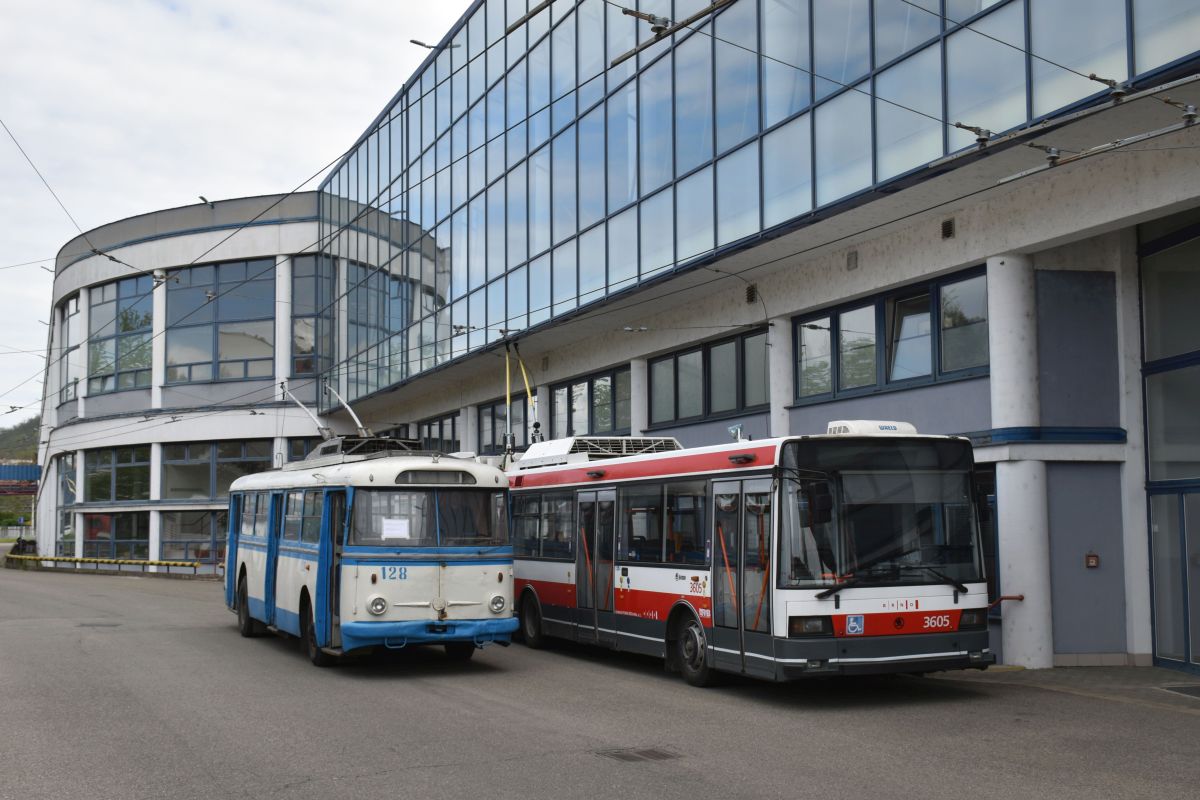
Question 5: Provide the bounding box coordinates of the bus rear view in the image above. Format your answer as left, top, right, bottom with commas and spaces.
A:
776, 423, 994, 676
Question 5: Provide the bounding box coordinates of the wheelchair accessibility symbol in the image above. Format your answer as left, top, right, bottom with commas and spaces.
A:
846, 615, 865, 635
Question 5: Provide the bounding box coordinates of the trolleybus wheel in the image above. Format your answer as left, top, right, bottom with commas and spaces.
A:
237, 574, 262, 638
677, 617, 715, 687
301, 597, 337, 668
520, 594, 545, 649
444, 642, 476, 661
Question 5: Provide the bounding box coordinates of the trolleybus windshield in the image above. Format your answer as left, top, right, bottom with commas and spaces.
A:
350, 489, 509, 547
779, 439, 984, 590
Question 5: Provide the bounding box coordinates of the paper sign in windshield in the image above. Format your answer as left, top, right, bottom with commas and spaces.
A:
381, 518, 411, 540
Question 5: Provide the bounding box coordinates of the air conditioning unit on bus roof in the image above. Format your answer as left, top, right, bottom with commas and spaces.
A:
826, 420, 919, 436
516, 436, 682, 469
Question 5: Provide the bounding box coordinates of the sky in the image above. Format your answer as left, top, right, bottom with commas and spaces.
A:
0, 0, 474, 427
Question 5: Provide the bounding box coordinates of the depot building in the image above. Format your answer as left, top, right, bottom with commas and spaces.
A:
37, 0, 1200, 673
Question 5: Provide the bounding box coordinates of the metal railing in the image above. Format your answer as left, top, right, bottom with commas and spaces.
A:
5, 554, 214, 575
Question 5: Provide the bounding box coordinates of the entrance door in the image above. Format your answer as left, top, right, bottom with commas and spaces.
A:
576, 490, 616, 645
315, 489, 347, 650
1150, 490, 1200, 670
263, 491, 284, 625
711, 479, 775, 676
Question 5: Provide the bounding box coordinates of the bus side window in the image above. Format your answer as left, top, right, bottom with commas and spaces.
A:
619, 485, 664, 563
239, 492, 257, 538
282, 491, 303, 541
665, 481, 707, 565
513, 494, 541, 557
540, 493, 574, 559
301, 490, 322, 544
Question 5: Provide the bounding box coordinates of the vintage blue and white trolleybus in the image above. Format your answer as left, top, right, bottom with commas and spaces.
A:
509, 421, 995, 685
225, 437, 518, 666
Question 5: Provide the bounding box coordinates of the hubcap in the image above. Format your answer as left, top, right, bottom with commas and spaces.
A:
682, 624, 704, 669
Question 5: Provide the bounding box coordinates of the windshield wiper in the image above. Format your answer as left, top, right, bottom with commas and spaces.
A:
896, 565, 969, 594
813, 546, 924, 600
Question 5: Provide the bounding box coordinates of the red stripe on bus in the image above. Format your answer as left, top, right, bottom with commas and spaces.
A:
515, 577, 576, 608
510, 444, 779, 488
834, 609, 964, 637
615, 586, 712, 624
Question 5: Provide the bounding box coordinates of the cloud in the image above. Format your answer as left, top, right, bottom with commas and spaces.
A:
0, 0, 473, 423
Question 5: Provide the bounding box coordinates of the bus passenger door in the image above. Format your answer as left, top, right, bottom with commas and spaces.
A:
315, 489, 348, 650
576, 490, 616, 646
711, 479, 776, 677
224, 494, 241, 608
264, 491, 284, 626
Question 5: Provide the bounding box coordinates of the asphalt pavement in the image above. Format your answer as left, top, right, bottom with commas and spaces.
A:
1, 567, 1197, 800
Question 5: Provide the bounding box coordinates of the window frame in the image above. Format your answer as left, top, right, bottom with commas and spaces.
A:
791, 267, 989, 406
83, 446, 151, 503
477, 394, 533, 455
86, 275, 154, 395
647, 328, 770, 428
549, 365, 632, 438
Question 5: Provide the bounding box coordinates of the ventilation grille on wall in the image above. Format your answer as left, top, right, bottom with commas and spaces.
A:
942, 218, 956, 239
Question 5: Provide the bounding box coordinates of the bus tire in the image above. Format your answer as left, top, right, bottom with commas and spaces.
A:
237, 573, 263, 638
444, 642, 476, 661
677, 616, 715, 687
300, 595, 337, 668
519, 593, 545, 649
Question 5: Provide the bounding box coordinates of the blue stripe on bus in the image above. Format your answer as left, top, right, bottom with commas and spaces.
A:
247, 596, 268, 621
274, 607, 302, 637
277, 548, 319, 562
340, 617, 519, 652
238, 539, 269, 552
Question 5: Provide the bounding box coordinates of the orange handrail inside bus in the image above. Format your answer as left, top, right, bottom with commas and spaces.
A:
579, 524, 593, 604
751, 509, 769, 631
717, 522, 739, 619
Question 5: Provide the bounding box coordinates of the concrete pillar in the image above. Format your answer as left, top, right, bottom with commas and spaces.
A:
148, 442, 163, 570
768, 316, 793, 438
274, 256, 292, 400
987, 252, 1054, 669
629, 358, 648, 436
461, 405, 478, 454
74, 454, 86, 559
151, 273, 167, 408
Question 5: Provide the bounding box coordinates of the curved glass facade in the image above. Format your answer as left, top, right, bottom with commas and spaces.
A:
318, 0, 1200, 406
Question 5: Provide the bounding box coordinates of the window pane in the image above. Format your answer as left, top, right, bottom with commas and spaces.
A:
709, 341, 737, 413
941, 275, 989, 371
946, 1, 1026, 150
570, 381, 589, 435
552, 240, 577, 317
219, 276, 275, 321
487, 179, 506, 280
615, 369, 631, 430
592, 375, 613, 433
888, 294, 932, 381
608, 206, 638, 291
763, 114, 812, 227
607, 83, 637, 212
815, 87, 871, 206
578, 106, 606, 229
875, 45, 942, 180
676, 167, 714, 263
530, 254, 551, 326
743, 332, 768, 407
762, 0, 810, 128
640, 187, 674, 279
1135, 0, 1200, 73
639, 56, 673, 195
529, 147, 551, 257
1032, 0, 1126, 117
163, 462, 212, 500
218, 321, 274, 361
650, 358, 675, 424
1142, 238, 1200, 361
874, 0, 940, 66
716, 142, 760, 246
813, 0, 870, 98
839, 306, 876, 390
1146, 364, 1200, 480
677, 351, 703, 417
553, 385, 569, 438
579, 225, 606, 305
675, 30, 713, 175
552, 127, 577, 244
166, 326, 212, 367
620, 485, 664, 562
715, 0, 759, 152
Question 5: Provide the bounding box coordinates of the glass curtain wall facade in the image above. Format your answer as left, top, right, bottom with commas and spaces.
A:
317, 0, 1199, 408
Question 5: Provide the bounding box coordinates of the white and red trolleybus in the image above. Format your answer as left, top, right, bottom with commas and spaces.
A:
508, 421, 995, 685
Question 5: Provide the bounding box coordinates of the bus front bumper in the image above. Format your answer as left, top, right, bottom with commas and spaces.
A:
340, 617, 519, 653
775, 630, 995, 679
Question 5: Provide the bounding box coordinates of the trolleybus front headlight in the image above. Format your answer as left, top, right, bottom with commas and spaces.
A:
788, 615, 832, 637
488, 595, 506, 614
367, 595, 389, 616
958, 609, 987, 630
